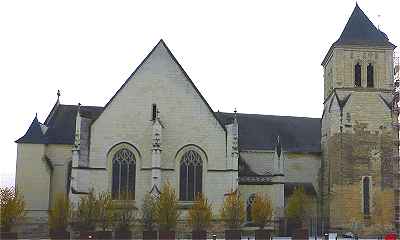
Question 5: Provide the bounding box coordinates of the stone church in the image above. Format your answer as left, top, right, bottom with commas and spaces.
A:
15, 4, 398, 234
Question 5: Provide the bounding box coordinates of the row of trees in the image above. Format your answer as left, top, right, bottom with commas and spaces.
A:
1, 183, 310, 239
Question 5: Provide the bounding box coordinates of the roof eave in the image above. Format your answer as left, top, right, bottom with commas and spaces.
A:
321, 42, 336, 67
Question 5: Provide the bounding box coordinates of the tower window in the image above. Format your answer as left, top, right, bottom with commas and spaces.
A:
355, 63, 361, 87
363, 176, 370, 216
367, 63, 374, 87
152, 104, 157, 121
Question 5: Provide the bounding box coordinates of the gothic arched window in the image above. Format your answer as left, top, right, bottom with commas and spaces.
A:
355, 63, 362, 87
112, 148, 136, 200
179, 150, 202, 201
246, 194, 256, 222
363, 177, 370, 216
367, 63, 374, 87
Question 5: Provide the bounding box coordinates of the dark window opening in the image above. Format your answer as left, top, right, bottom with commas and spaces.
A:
355, 63, 361, 87
367, 64, 374, 87
152, 104, 157, 121
246, 194, 256, 222
363, 177, 370, 215
179, 150, 202, 201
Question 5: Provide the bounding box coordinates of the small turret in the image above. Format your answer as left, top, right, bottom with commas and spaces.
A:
273, 136, 284, 175
150, 107, 163, 196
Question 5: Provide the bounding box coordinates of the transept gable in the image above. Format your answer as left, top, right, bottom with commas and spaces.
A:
92, 39, 226, 132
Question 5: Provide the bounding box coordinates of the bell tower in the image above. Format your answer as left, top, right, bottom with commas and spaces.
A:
321, 4, 397, 233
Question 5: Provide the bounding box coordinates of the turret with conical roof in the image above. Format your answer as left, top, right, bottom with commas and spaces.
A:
15, 115, 47, 144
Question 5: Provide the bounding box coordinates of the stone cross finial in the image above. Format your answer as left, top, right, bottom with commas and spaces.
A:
57, 90, 61, 101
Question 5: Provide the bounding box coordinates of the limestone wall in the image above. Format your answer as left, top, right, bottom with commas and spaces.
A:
285, 152, 321, 190
15, 144, 50, 221
46, 144, 72, 207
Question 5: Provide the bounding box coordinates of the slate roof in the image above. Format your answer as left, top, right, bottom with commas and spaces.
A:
15, 116, 47, 144
16, 104, 103, 144
334, 4, 395, 48
18, 106, 321, 152
214, 112, 321, 152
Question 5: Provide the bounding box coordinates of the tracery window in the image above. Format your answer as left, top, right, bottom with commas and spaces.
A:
179, 150, 202, 201
367, 63, 374, 87
363, 176, 370, 216
112, 148, 136, 200
355, 63, 362, 87
246, 194, 256, 221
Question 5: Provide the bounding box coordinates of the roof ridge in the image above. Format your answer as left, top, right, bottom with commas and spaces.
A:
215, 111, 320, 120
58, 104, 103, 108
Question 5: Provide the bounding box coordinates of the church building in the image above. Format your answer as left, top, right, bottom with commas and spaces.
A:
15, 4, 398, 235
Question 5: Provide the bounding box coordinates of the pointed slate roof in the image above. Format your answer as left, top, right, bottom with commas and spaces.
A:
335, 4, 395, 48
15, 116, 47, 144
322, 4, 396, 65
16, 105, 103, 144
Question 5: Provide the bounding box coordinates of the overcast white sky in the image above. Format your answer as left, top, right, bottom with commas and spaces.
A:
1, 0, 399, 188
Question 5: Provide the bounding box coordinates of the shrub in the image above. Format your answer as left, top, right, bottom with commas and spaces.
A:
154, 181, 180, 231
0, 187, 25, 232
48, 193, 71, 232
141, 193, 157, 231
285, 187, 311, 224
251, 193, 273, 229
188, 193, 212, 231
73, 189, 99, 231
97, 191, 115, 231
220, 189, 245, 229
114, 191, 137, 232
